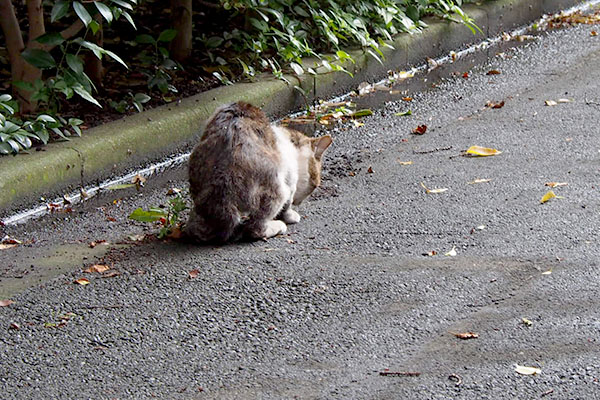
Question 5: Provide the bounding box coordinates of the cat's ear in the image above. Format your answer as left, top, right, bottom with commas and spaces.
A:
312, 135, 332, 160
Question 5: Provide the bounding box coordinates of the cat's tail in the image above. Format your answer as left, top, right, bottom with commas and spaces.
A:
185, 205, 241, 243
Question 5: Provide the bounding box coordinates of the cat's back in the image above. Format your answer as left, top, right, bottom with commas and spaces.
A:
188, 102, 280, 195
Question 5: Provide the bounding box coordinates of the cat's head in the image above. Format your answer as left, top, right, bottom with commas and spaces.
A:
293, 134, 333, 205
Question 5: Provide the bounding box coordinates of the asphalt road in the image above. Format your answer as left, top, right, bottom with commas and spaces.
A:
1, 19, 600, 399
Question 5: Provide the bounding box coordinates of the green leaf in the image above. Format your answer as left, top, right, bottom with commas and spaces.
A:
129, 207, 166, 222
350, 109, 373, 118
158, 29, 178, 43
73, 86, 101, 107
76, 39, 103, 59
0, 142, 12, 154
51, 0, 70, 23
133, 93, 151, 103
89, 19, 100, 35
34, 32, 65, 47
12, 81, 34, 92
95, 2, 113, 23
37, 114, 57, 123
104, 49, 128, 69
12, 133, 32, 149
21, 49, 56, 69
6, 139, 20, 153
110, 0, 134, 10
66, 54, 84, 74
73, 2, 92, 27
121, 11, 136, 29
206, 36, 224, 48
290, 62, 303, 75
135, 34, 156, 45
395, 110, 412, 117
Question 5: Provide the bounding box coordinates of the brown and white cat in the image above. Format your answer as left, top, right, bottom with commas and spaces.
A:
185, 102, 332, 243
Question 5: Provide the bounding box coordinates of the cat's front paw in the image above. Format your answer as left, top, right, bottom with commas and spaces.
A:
282, 209, 301, 224
264, 220, 287, 238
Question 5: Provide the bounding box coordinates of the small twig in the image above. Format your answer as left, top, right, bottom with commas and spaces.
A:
448, 373, 463, 386
379, 371, 421, 377
413, 145, 453, 154
541, 389, 554, 397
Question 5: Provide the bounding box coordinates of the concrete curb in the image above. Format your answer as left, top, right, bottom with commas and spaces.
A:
0, 0, 582, 215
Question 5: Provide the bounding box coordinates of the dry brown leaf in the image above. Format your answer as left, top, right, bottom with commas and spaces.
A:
424, 250, 437, 257
101, 271, 121, 278
592, 30, 598, 36
486, 100, 505, 109
74, 278, 90, 285
0, 299, 14, 307
545, 182, 567, 188
84, 264, 110, 273
462, 72, 469, 79
1, 237, 22, 245
9, 323, 20, 330
402, 96, 413, 102
452, 331, 479, 339
486, 70, 501, 75
188, 269, 199, 279
367, 166, 374, 174
412, 125, 427, 135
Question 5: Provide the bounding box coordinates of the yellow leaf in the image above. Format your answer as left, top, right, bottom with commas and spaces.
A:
522, 318, 533, 326
468, 178, 491, 184
542, 270, 552, 275
466, 146, 502, 156
397, 161, 413, 165
515, 365, 541, 375
0, 244, 17, 250
74, 278, 90, 286
545, 100, 557, 106
540, 190, 559, 204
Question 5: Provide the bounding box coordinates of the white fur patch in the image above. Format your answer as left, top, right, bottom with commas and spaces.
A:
272, 126, 299, 203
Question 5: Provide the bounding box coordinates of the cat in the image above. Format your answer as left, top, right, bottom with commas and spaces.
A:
185, 101, 332, 243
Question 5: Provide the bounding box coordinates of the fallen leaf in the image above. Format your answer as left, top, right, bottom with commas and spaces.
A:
423, 250, 437, 256
522, 318, 533, 326
421, 182, 448, 194
540, 190, 561, 204
465, 146, 502, 157
397, 161, 413, 165
1, 236, 22, 245
84, 264, 110, 273
352, 120, 364, 128
402, 96, 413, 102
128, 234, 146, 241
412, 125, 427, 135
557, 98, 572, 103
74, 278, 90, 285
348, 171, 356, 177
545, 182, 567, 188
468, 178, 492, 184
542, 270, 552, 275
101, 271, 121, 278
515, 364, 541, 375
545, 100, 558, 106
486, 69, 501, 75
476, 225, 486, 230
514, 34, 535, 42
452, 331, 479, 339
395, 110, 412, 117
450, 51, 457, 62
106, 183, 135, 190
486, 100, 505, 109
351, 109, 373, 118
88, 240, 107, 248
9, 323, 20, 330
0, 300, 14, 307
188, 269, 199, 279
462, 72, 469, 79
592, 30, 598, 36
444, 246, 457, 257
166, 188, 182, 196
367, 166, 374, 174
0, 244, 17, 250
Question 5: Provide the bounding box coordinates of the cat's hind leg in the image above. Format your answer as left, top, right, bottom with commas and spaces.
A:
244, 219, 287, 239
